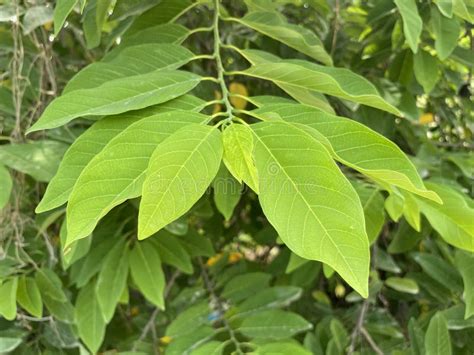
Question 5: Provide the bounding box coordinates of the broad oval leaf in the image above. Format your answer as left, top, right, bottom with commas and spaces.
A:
222, 124, 259, 193
129, 241, 165, 309
414, 50, 440, 94
213, 165, 242, 221
253, 104, 441, 203
431, 6, 460, 60
138, 124, 223, 239
394, 0, 422, 53
66, 111, 207, 247
0, 278, 18, 321
237, 11, 332, 66
252, 121, 369, 297
36, 95, 204, 213
28, 70, 201, 132
16, 276, 43, 318
239, 58, 401, 116
425, 312, 452, 355
150, 232, 193, 274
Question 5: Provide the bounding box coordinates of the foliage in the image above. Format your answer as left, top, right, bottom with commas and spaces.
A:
0, 0, 473, 354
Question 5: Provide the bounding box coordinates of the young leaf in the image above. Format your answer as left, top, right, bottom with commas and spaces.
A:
425, 312, 452, 355
36, 95, 204, 213
237, 11, 333, 66
150, 232, 193, 274
385, 277, 419, 294
0, 165, 12, 209
240, 58, 401, 115
63, 44, 195, 93
75, 280, 106, 353
53, 0, 77, 36
16, 276, 43, 318
213, 165, 242, 221
455, 251, 474, 318
0, 278, 18, 321
416, 182, 474, 251
252, 121, 369, 297
414, 50, 440, 94
222, 124, 259, 193
28, 70, 201, 132
66, 111, 207, 246
237, 309, 312, 339
394, 0, 422, 53
253, 104, 441, 203
96, 239, 130, 322
431, 7, 460, 60
129, 241, 165, 309
138, 124, 223, 239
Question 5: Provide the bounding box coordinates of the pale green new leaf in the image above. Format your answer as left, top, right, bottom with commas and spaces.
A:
75, 280, 106, 354
238, 309, 312, 339
129, 241, 165, 309
66, 111, 207, 246
0, 141, 68, 182
16, 276, 43, 318
425, 312, 452, 355
60, 219, 92, 268
0, 278, 18, 321
0, 165, 12, 209
96, 239, 129, 322
237, 11, 332, 66
416, 182, 474, 251
53, 0, 77, 36
431, 7, 460, 60
253, 104, 441, 202
414, 50, 440, 94
453, 0, 474, 22
252, 121, 369, 297
240, 59, 401, 115
455, 251, 474, 318
150, 232, 193, 274
352, 181, 385, 243
385, 277, 419, 294
223, 124, 259, 193
394, 0, 422, 53
28, 70, 201, 132
64, 44, 195, 93
36, 95, 204, 213
138, 124, 223, 239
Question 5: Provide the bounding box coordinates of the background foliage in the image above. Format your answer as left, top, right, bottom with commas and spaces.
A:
0, 0, 473, 354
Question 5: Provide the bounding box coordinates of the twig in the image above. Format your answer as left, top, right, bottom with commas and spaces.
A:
330, 0, 341, 58
348, 299, 369, 353
361, 327, 384, 355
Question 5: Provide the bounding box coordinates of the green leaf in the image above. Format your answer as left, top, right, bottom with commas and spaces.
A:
64, 44, 195, 93
394, 0, 422, 53
255, 341, 311, 355
431, 7, 460, 60
28, 70, 201, 132
60, 220, 92, 269
213, 165, 242, 221
222, 272, 272, 303
452, 0, 474, 22
191, 341, 226, 355
96, 239, 129, 322
129, 241, 165, 309
413, 50, 440, 94
0, 141, 68, 182
150, 232, 193, 274
0, 337, 23, 353
16, 276, 43, 318
0, 165, 12, 209
408, 318, 425, 355
385, 192, 404, 222
65, 111, 207, 246
0, 278, 18, 320
434, 0, 453, 17
75, 280, 106, 354
35, 268, 67, 302
237, 309, 311, 339
416, 182, 474, 251
240, 58, 401, 115
455, 251, 474, 319
223, 124, 259, 193
402, 191, 421, 231
23, 6, 53, 34
36, 95, 204, 213
237, 11, 332, 66
82, 0, 112, 49
330, 318, 349, 352
252, 121, 370, 296
412, 253, 463, 293
385, 277, 419, 294
253, 104, 441, 203
166, 302, 211, 337
425, 312, 452, 355
42, 294, 75, 324
352, 182, 385, 243
178, 231, 215, 257
109, 0, 160, 21
138, 124, 223, 239
53, 0, 77, 36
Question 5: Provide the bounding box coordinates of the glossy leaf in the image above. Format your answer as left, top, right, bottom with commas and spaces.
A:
253, 104, 441, 203
36, 95, 204, 213
138, 124, 222, 239
395, 0, 422, 53
425, 312, 452, 355
28, 70, 201, 132
252, 121, 369, 297
66, 111, 207, 246
222, 123, 259, 193
129, 241, 165, 309
16, 276, 43, 318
